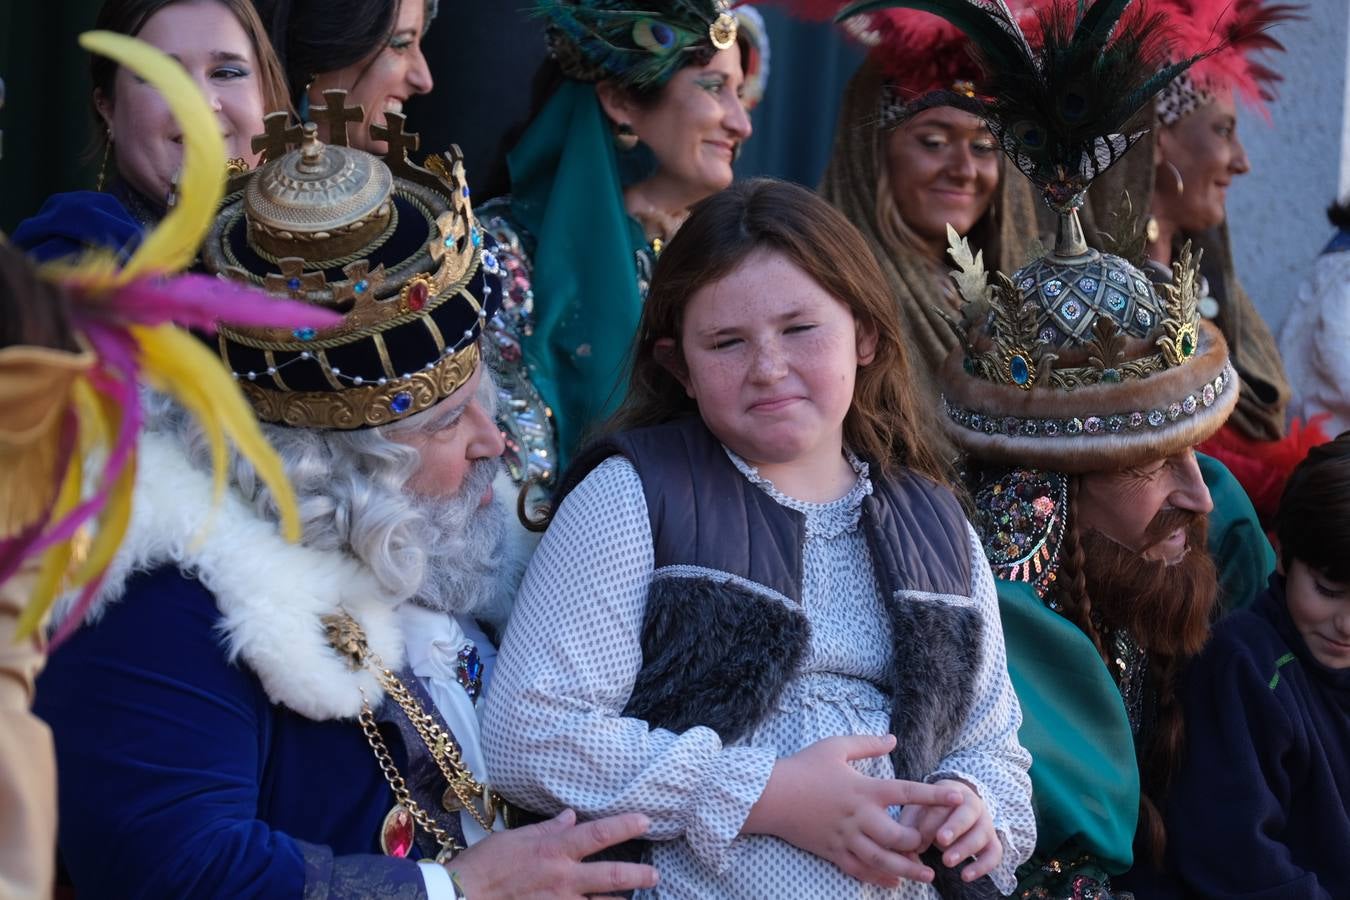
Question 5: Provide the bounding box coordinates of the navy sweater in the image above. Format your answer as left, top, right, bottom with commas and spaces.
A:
1165, 575, 1350, 898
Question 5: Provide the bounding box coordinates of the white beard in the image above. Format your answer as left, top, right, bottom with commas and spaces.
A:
408, 458, 518, 630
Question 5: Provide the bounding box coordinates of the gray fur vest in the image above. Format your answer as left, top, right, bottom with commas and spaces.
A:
561, 419, 981, 784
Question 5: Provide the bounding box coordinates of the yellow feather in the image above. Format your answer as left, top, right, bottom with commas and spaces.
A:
15, 427, 86, 639
68, 458, 136, 588
77, 31, 226, 283
131, 324, 305, 542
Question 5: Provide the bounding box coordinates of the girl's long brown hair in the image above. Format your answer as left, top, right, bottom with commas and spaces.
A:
607, 177, 950, 485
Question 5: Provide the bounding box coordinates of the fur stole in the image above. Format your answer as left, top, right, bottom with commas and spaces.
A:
63, 431, 406, 722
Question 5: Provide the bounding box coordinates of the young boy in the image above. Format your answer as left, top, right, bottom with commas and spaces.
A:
1165, 433, 1350, 898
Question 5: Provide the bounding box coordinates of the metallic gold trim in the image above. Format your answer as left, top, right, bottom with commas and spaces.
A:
710, 10, 737, 49
315, 350, 345, 391
264, 350, 290, 391
240, 344, 480, 430
422, 315, 446, 354
373, 333, 398, 380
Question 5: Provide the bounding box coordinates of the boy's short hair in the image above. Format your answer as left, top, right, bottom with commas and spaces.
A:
1275, 432, 1350, 580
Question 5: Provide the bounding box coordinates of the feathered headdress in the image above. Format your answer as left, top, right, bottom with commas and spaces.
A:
783, 0, 1046, 124
536, 0, 741, 88
1153, 0, 1302, 124
1, 32, 339, 643
842, 0, 1204, 215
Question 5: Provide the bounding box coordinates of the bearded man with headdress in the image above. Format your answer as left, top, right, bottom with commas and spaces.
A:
33, 94, 658, 898
832, 0, 1278, 897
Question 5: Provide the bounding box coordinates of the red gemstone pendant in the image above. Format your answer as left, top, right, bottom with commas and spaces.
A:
380, 804, 415, 857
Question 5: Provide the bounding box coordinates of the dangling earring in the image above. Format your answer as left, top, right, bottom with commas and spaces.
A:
988, 200, 998, 222
614, 122, 638, 152
1164, 160, 1184, 196
96, 128, 112, 191
1145, 215, 1160, 243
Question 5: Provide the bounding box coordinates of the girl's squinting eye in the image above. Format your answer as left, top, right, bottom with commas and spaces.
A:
212, 66, 249, 81
696, 76, 726, 95
389, 35, 415, 52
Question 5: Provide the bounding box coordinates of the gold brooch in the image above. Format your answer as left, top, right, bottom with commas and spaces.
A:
710, 4, 737, 50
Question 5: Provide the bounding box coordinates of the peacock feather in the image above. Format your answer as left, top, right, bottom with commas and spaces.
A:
839, 0, 1206, 212
535, 0, 733, 88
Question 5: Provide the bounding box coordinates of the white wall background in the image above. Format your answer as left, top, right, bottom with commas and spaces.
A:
1226, 2, 1350, 339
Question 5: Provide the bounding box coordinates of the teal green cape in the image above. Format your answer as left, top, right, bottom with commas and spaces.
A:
506, 80, 647, 466
1002, 453, 1274, 879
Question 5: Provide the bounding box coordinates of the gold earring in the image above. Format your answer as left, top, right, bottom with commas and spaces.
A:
614, 123, 638, 152
1165, 160, 1184, 196
1145, 215, 1160, 243
96, 128, 112, 191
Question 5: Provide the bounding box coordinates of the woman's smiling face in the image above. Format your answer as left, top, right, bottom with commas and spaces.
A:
96, 0, 268, 203
622, 46, 753, 200
885, 106, 1000, 255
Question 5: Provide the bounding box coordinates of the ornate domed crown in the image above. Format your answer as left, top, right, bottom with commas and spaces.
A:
842, 0, 1237, 473
202, 90, 504, 430
538, 0, 741, 88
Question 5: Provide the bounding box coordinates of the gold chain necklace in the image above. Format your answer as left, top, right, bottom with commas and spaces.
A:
325, 612, 506, 862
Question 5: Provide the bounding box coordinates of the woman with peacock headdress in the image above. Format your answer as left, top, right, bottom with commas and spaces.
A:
473, 0, 771, 490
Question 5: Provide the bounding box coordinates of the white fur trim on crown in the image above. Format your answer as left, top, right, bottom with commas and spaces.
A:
65, 431, 408, 721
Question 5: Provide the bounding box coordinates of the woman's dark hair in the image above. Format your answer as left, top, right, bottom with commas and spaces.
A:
1327, 198, 1350, 230
251, 0, 398, 108
1276, 432, 1350, 581
610, 177, 950, 484
90, 0, 292, 153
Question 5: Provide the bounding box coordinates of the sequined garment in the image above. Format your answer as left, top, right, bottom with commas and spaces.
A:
474, 198, 658, 488
476, 199, 560, 488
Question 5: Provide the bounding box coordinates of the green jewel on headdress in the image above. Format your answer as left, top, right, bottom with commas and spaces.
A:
537, 0, 739, 88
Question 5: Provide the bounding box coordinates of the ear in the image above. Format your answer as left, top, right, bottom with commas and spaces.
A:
855, 318, 879, 367
594, 79, 637, 128
93, 87, 114, 134
653, 337, 695, 398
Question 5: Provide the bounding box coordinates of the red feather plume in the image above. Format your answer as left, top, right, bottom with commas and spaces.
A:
1157, 0, 1303, 113
776, 0, 1047, 99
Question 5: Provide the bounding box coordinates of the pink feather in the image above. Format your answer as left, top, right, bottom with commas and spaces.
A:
81, 273, 342, 334
1156, 0, 1303, 114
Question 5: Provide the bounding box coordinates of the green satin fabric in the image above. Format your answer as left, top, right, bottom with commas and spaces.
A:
506, 80, 646, 467
1001, 453, 1275, 876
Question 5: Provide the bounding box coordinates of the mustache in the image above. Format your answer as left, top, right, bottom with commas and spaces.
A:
1143, 507, 1202, 547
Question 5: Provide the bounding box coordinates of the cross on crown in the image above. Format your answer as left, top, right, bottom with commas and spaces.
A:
310, 90, 365, 147
371, 113, 421, 173
251, 112, 304, 164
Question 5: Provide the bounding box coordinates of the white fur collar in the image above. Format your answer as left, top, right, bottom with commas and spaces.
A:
78, 431, 407, 721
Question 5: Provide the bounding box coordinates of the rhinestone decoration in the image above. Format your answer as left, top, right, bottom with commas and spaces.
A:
1105, 289, 1127, 311
407, 280, 429, 311
390, 391, 413, 415
1135, 308, 1152, 327
944, 370, 1231, 441
292, 327, 316, 341
1044, 280, 1065, 298
1020, 276, 1036, 292
1009, 354, 1032, 386
1078, 277, 1099, 293
974, 467, 1069, 600
1059, 299, 1084, 320
1108, 269, 1127, 284
1038, 326, 1060, 344
456, 643, 484, 704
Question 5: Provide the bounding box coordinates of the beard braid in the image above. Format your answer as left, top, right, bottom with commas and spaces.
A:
1078, 510, 1220, 864
407, 457, 510, 625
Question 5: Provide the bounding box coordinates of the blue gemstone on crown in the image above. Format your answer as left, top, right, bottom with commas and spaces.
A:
1009, 354, 1031, 386
293, 327, 316, 341
390, 391, 413, 415
287, 277, 302, 291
